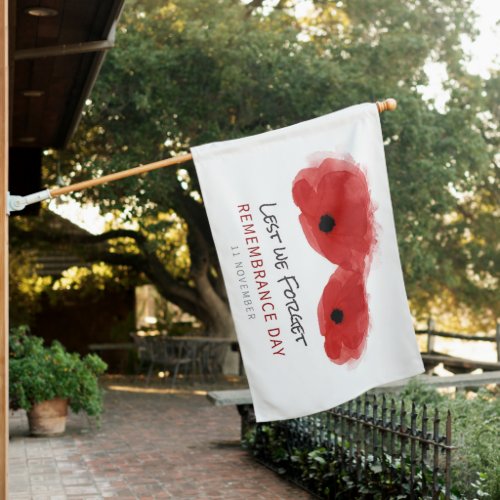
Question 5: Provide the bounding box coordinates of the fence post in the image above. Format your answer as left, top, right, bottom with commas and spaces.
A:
445, 410, 452, 500
427, 317, 436, 353
496, 322, 500, 362
432, 408, 441, 499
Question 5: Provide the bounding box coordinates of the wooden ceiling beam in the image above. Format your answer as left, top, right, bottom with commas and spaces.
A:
14, 39, 114, 60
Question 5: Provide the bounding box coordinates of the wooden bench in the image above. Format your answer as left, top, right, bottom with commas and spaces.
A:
421, 353, 500, 374
207, 371, 500, 432
88, 342, 135, 352
373, 370, 500, 391
208, 389, 252, 407
207, 389, 254, 439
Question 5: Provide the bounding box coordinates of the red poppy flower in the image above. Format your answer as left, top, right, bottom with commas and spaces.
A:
292, 157, 375, 271
317, 267, 369, 364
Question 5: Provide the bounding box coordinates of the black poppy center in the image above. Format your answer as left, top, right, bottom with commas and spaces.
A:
330, 309, 344, 324
319, 214, 336, 233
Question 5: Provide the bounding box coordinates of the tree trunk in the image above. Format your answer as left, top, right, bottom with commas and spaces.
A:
194, 272, 236, 338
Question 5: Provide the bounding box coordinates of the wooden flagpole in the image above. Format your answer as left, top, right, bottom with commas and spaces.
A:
51, 154, 194, 197
50, 99, 397, 199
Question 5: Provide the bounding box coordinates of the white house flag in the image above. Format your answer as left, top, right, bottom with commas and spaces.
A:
191, 103, 424, 422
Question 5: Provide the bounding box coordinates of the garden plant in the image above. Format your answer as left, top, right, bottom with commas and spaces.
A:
9, 326, 107, 420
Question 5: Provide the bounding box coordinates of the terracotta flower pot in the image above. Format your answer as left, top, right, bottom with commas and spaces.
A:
27, 397, 68, 436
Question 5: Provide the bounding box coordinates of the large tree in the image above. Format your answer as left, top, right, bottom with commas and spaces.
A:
38, 0, 497, 334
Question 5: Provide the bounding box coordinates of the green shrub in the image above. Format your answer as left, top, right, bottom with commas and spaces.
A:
444, 390, 499, 499
401, 380, 499, 498
247, 422, 442, 498
9, 326, 108, 418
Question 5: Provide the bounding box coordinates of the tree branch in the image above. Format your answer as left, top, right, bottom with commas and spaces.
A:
96, 248, 210, 322
91, 229, 147, 245
89, 251, 147, 269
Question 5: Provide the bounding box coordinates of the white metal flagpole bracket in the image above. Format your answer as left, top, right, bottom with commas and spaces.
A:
7, 189, 52, 215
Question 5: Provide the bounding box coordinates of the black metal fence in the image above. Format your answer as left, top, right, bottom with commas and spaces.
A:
246, 394, 453, 499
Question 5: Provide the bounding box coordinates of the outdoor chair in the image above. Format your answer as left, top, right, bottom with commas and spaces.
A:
202, 342, 228, 379
131, 333, 192, 386
130, 332, 152, 374
160, 337, 193, 386
178, 339, 207, 383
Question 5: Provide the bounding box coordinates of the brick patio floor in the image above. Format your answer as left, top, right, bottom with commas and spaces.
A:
8, 377, 312, 499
